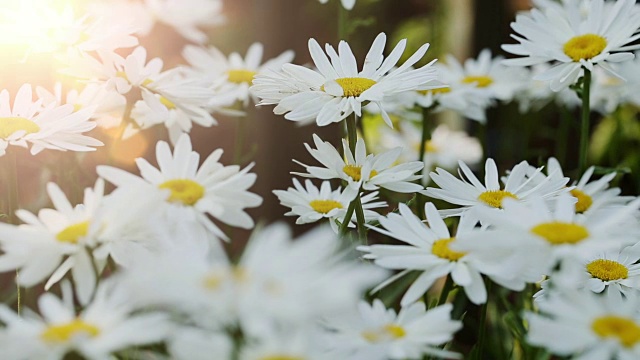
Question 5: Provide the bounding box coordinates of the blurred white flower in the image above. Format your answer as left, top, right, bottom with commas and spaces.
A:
591, 55, 640, 114
318, 0, 356, 11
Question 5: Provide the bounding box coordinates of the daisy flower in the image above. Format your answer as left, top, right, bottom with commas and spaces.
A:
0, 281, 171, 360
251, 32, 440, 127
143, 0, 224, 44
323, 299, 462, 360
183, 42, 294, 107
0, 84, 103, 157
97, 134, 262, 244
502, 0, 640, 90
590, 55, 640, 114
423, 158, 570, 218
168, 327, 232, 360
273, 179, 386, 232
527, 290, 640, 359
455, 195, 640, 283
293, 134, 424, 193
318, 0, 356, 10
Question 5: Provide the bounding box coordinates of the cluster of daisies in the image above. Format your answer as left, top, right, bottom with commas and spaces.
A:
3, 0, 640, 359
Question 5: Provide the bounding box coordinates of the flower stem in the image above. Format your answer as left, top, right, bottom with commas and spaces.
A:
436, 275, 454, 306
344, 114, 366, 241
416, 107, 432, 218
474, 281, 491, 360
233, 114, 247, 165
578, 69, 592, 175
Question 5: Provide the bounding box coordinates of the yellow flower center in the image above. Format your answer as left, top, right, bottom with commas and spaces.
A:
309, 200, 343, 214
531, 222, 589, 245
0, 117, 41, 139
563, 34, 607, 62
419, 87, 451, 95
462, 75, 493, 88
587, 259, 628, 282
227, 69, 257, 84
424, 140, 438, 153
342, 165, 378, 181
261, 356, 304, 360
333, 77, 377, 97
362, 324, 406, 343
73, 104, 83, 112
158, 179, 205, 206
159, 96, 177, 110
570, 188, 593, 213
41, 319, 100, 343
592, 316, 640, 348
55, 221, 90, 244
432, 237, 466, 261
477, 190, 518, 208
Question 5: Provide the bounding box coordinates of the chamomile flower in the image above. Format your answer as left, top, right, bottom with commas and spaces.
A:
362, 203, 492, 305
293, 134, 424, 193
0, 281, 171, 360
273, 179, 386, 232
183, 42, 294, 107
590, 55, 640, 114
318, 0, 356, 10
144, 0, 224, 44
527, 290, 640, 359
0, 84, 103, 157
97, 134, 262, 244
503, 0, 640, 91
323, 299, 462, 360
455, 195, 640, 283
168, 327, 232, 360
423, 158, 570, 218
251, 32, 440, 127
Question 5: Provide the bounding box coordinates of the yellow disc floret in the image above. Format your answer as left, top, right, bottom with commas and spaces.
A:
477, 190, 518, 208
0, 117, 41, 139
159, 179, 205, 206
531, 221, 589, 245
563, 34, 607, 62
159, 96, 177, 110
592, 316, 640, 348
462, 75, 493, 88
41, 319, 100, 343
333, 77, 377, 97
432, 237, 466, 261
570, 188, 593, 213
227, 69, 257, 84
587, 259, 628, 282
343, 165, 378, 181
56, 221, 90, 244
310, 200, 343, 214
362, 324, 406, 343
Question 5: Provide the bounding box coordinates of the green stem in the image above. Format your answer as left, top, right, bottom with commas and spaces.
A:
339, 200, 357, 237
416, 107, 432, 218
344, 114, 367, 241
578, 69, 592, 175
557, 106, 572, 167
475, 281, 492, 360
436, 275, 454, 306
338, 2, 347, 41
233, 115, 246, 165
4, 151, 21, 315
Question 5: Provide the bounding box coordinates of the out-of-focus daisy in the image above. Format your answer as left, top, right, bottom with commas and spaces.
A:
168, 327, 232, 360
0, 84, 103, 157
323, 299, 462, 360
455, 195, 640, 282
423, 158, 570, 218
318, 0, 356, 10
362, 203, 492, 305
240, 328, 329, 360
0, 282, 171, 360
514, 63, 580, 112
590, 55, 640, 114
252, 32, 440, 127
183, 42, 294, 107
97, 134, 262, 244
503, 0, 640, 90
143, 0, 224, 44
527, 290, 640, 359
273, 179, 386, 232
293, 134, 424, 193
36, 83, 126, 129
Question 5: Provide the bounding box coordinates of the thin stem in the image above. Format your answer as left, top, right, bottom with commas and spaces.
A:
339, 200, 357, 237
4, 151, 21, 315
416, 107, 432, 218
338, 2, 347, 41
578, 69, 592, 175
436, 275, 454, 307
475, 281, 492, 360
343, 114, 367, 241
556, 106, 572, 167
233, 115, 247, 165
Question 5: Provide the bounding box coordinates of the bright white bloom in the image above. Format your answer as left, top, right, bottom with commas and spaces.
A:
318, 0, 356, 10
97, 134, 262, 244
0, 282, 171, 360
252, 32, 440, 127
183, 42, 294, 107
0, 84, 103, 157
527, 290, 640, 359
36, 83, 126, 129
323, 299, 462, 360
293, 134, 424, 193
144, 0, 224, 43
168, 327, 232, 360
455, 195, 640, 283
503, 0, 640, 90
240, 327, 329, 360
514, 63, 580, 112
363, 203, 495, 305
423, 158, 570, 218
